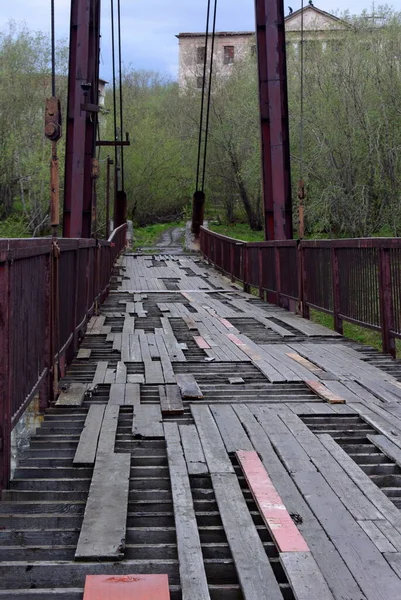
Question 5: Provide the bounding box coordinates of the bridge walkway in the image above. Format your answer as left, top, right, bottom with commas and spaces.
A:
2, 250, 401, 599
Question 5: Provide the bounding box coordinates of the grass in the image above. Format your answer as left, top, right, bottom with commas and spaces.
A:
133, 221, 185, 250
310, 308, 401, 356
208, 221, 264, 242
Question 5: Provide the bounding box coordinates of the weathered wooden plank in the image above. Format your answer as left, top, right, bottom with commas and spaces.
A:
144, 360, 164, 385
56, 383, 87, 407
305, 380, 345, 404
73, 405, 105, 466
109, 383, 126, 406
280, 552, 334, 600
212, 472, 283, 600
97, 406, 120, 455
179, 424, 208, 475
115, 361, 127, 384
349, 403, 401, 449
75, 452, 131, 560
83, 574, 170, 600
373, 519, 401, 552
210, 405, 253, 454
358, 520, 397, 553
133, 404, 163, 438
293, 470, 401, 600
176, 374, 203, 399
104, 368, 116, 384
368, 434, 401, 468
92, 361, 108, 386
159, 385, 184, 415
191, 405, 234, 474
77, 348, 91, 359
236, 450, 309, 552
155, 334, 176, 384
318, 433, 401, 529
164, 423, 210, 600
88, 316, 106, 335
124, 383, 141, 407
123, 315, 135, 334
194, 336, 210, 349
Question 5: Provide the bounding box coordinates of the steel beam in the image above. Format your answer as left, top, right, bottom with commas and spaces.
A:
63, 0, 101, 238
254, 0, 293, 240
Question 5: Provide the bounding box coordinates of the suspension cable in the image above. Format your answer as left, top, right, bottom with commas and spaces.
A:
117, 0, 125, 192
299, 0, 305, 180
195, 0, 212, 192
201, 0, 218, 192
51, 0, 56, 96
110, 0, 119, 191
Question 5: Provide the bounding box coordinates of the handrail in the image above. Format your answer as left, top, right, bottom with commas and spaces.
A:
200, 226, 401, 358
0, 225, 127, 490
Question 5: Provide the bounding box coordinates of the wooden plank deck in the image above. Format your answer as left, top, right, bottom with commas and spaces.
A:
4, 250, 401, 599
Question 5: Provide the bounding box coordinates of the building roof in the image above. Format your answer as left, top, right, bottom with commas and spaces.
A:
176, 31, 253, 39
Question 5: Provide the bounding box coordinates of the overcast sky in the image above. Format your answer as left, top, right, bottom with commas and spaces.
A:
0, 0, 385, 80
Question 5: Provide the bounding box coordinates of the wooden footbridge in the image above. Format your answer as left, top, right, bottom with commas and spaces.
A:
1, 243, 401, 599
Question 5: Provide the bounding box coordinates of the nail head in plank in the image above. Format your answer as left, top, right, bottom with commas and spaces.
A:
83, 574, 170, 600
133, 404, 163, 438
73, 405, 106, 466
56, 383, 88, 407
210, 405, 253, 454
176, 374, 203, 399
179, 424, 208, 475
191, 405, 234, 474
305, 380, 345, 404
159, 385, 184, 415
280, 552, 334, 600
212, 472, 283, 600
236, 450, 309, 552
164, 423, 211, 600
75, 453, 131, 561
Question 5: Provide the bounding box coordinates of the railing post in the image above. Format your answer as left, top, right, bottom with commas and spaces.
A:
331, 246, 343, 334
243, 245, 250, 293
0, 256, 11, 491
230, 242, 235, 283
39, 250, 54, 411
73, 244, 80, 354
379, 247, 395, 357
274, 246, 281, 307
258, 247, 264, 300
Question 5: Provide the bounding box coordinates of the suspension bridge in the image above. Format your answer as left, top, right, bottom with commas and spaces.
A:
1, 0, 401, 599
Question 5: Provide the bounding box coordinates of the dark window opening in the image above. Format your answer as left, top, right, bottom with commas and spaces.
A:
197, 46, 206, 64
224, 45, 235, 64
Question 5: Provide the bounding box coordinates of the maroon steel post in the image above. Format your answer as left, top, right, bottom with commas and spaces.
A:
379, 247, 395, 357
63, 0, 101, 238
0, 255, 11, 491
39, 251, 54, 412
254, 0, 293, 240
331, 246, 343, 334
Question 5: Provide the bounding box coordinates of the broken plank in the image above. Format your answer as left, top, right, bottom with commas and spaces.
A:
92, 361, 108, 386
133, 404, 163, 438
77, 348, 91, 359
97, 406, 120, 455
56, 383, 87, 407
75, 452, 131, 561
115, 361, 127, 384
212, 472, 283, 600
83, 574, 170, 600
210, 405, 253, 454
368, 434, 401, 468
159, 385, 184, 415
124, 383, 141, 407
164, 423, 210, 600
73, 405, 105, 466
176, 374, 203, 399
179, 424, 208, 475
305, 380, 345, 404
109, 383, 126, 406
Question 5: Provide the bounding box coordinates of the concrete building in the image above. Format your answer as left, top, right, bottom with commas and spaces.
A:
176, 5, 348, 88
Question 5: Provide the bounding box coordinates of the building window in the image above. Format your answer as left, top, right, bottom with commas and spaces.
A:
197, 46, 206, 64
224, 46, 235, 64
196, 76, 204, 89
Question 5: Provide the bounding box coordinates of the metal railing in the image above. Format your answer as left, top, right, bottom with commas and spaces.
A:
200, 227, 401, 358
0, 223, 127, 489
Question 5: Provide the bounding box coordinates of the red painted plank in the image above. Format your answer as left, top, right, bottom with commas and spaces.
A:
305, 380, 345, 404
83, 574, 170, 599
226, 333, 245, 346
236, 450, 309, 552
194, 336, 211, 349
219, 318, 234, 329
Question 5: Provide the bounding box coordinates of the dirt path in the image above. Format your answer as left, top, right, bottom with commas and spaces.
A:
155, 225, 185, 249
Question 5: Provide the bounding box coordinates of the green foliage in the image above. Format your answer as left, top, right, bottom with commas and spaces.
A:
209, 221, 264, 242
0, 21, 68, 237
